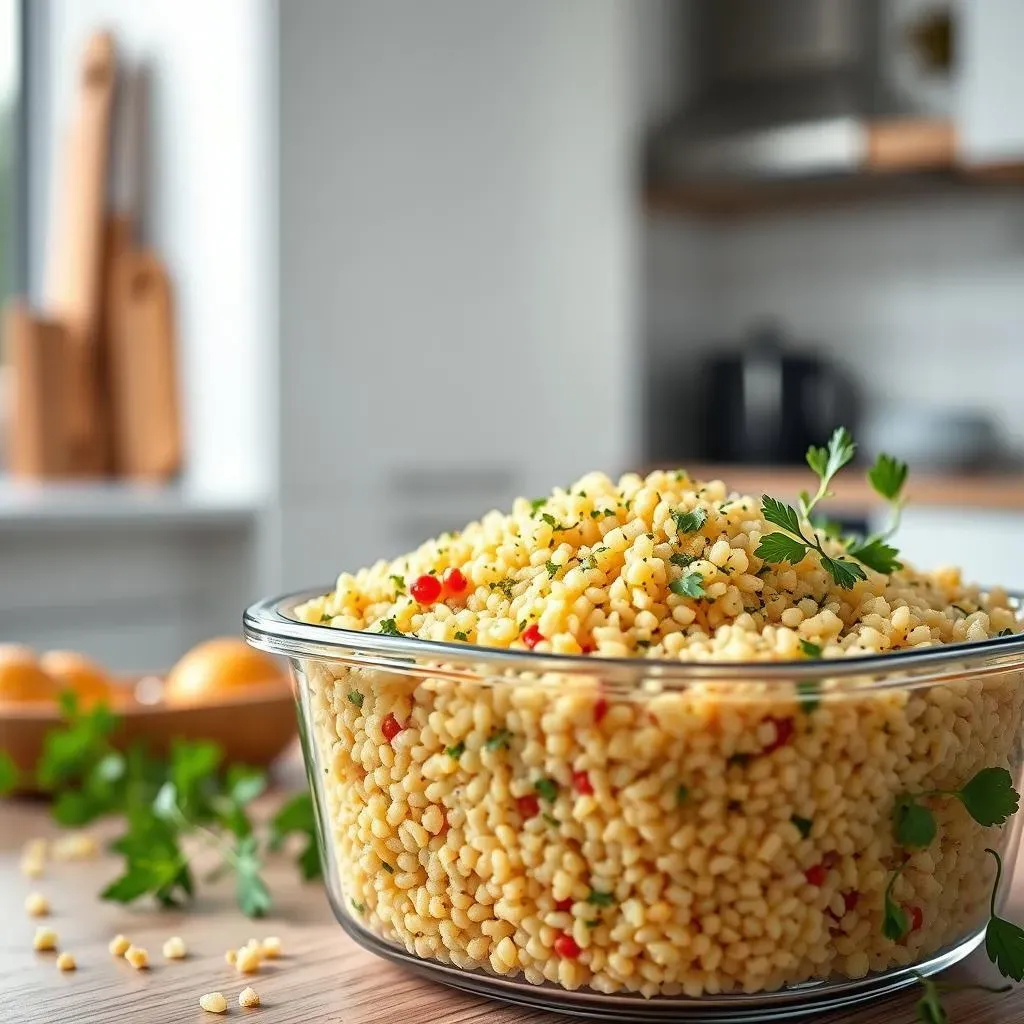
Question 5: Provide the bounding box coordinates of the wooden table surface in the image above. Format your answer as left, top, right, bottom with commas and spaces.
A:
2, 792, 1023, 1024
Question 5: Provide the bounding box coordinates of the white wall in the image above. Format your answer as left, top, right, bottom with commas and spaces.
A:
276, 0, 641, 588
27, 0, 276, 502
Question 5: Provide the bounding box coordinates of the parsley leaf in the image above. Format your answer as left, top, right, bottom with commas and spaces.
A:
761, 495, 803, 536
892, 796, 937, 849
446, 741, 465, 759
669, 573, 705, 599
820, 554, 867, 589
269, 791, 322, 881
791, 815, 813, 839
377, 618, 404, 636
914, 975, 947, 1024
0, 751, 18, 795
869, 453, 909, 502
847, 536, 902, 574
542, 812, 559, 826
347, 690, 364, 709
805, 427, 857, 499
671, 507, 708, 534
530, 498, 547, 513
985, 848, 1024, 981
669, 552, 694, 568
234, 834, 272, 918
545, 560, 559, 578
956, 767, 1020, 827
541, 512, 556, 527
535, 778, 559, 802
798, 639, 822, 658
454, 630, 469, 641
755, 532, 809, 566
485, 729, 512, 751
586, 890, 615, 907
390, 574, 406, 594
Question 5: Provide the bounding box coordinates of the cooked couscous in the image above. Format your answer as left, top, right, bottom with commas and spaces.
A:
293, 468, 1024, 997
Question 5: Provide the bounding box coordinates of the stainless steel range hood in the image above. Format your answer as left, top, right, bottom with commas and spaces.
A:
648, 0, 944, 185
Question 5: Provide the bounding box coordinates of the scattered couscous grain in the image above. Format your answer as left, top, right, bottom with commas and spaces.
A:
56, 952, 76, 972
124, 945, 149, 969
24, 892, 49, 917
33, 927, 58, 952
260, 936, 281, 959
236, 946, 261, 974
162, 936, 187, 960
199, 992, 228, 1014
20, 856, 45, 879
20, 838, 47, 879
51, 833, 98, 861
292, 470, 1024, 998
238, 986, 261, 1008
225, 948, 238, 966
109, 935, 131, 957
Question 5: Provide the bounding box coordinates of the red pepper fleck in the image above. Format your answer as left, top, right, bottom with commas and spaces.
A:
381, 712, 403, 742
517, 794, 540, 819
843, 890, 860, 914
555, 898, 574, 912
553, 933, 581, 959
410, 574, 442, 604
804, 863, 828, 887
521, 624, 544, 649
909, 906, 924, 932
443, 568, 468, 595
572, 771, 594, 796
594, 698, 608, 723
581, 643, 595, 654
764, 717, 795, 754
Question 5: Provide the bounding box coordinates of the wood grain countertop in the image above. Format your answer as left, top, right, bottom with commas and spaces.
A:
2, 792, 1024, 1024
640, 465, 1024, 513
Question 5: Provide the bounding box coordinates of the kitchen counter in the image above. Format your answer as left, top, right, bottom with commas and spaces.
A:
642, 465, 1024, 513
2, 792, 1022, 1024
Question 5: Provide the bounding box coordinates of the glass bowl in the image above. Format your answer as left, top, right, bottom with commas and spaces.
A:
245, 590, 1024, 1022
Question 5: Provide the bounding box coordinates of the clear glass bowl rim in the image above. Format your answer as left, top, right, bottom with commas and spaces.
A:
244, 588, 1024, 693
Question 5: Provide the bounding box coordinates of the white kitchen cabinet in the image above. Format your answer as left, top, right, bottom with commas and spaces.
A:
957, 0, 1024, 165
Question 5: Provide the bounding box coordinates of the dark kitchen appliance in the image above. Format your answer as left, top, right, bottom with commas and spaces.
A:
697, 323, 859, 464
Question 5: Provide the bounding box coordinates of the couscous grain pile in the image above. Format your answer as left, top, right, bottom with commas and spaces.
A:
294, 470, 1024, 997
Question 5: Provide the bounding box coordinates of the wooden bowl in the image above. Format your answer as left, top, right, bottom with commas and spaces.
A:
0, 676, 298, 793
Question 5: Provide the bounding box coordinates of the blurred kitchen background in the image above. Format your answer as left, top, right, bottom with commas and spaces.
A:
1, 0, 1023, 670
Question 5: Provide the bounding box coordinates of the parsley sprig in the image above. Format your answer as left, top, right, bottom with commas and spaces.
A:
32, 692, 321, 917
913, 971, 1011, 1023
756, 428, 908, 588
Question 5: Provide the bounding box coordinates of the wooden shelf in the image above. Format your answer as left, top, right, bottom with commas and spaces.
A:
639, 465, 1024, 513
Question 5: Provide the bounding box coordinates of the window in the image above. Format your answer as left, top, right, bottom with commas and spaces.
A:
0, 0, 22, 310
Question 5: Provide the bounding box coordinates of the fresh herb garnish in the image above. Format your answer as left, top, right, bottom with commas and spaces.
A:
0, 751, 17, 795
490, 578, 516, 599
347, 690, 364, 709
320, 612, 333, 623
541, 512, 556, 527
893, 795, 938, 849
586, 890, 615, 907
985, 848, 1024, 981
485, 729, 512, 751
798, 639, 822, 658
390, 574, 406, 594
676, 785, 689, 805
535, 778, 559, 802
268, 791, 323, 882
454, 631, 469, 641
351, 899, 365, 914
671, 507, 708, 534
912, 970, 1011, 1024
378, 618, 404, 636
446, 742, 466, 760
882, 862, 910, 941
382, 862, 394, 873
669, 573, 705, 599
542, 812, 559, 826
530, 498, 548, 513
545, 560, 559, 578
669, 552, 695, 568
791, 815, 813, 839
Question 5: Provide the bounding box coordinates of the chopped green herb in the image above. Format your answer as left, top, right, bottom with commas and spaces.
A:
347, 690, 364, 709
485, 729, 512, 752
382, 862, 394, 874
796, 680, 821, 712
377, 618, 403, 637
869, 453, 909, 502
541, 512, 556, 527
883, 863, 910, 941
671, 507, 708, 534
584, 919, 601, 929
670, 573, 705, 599
669, 552, 695, 568
530, 498, 548, 513
454, 631, 469, 641
320, 612, 333, 623
728, 753, 752, 768
586, 890, 615, 907
446, 742, 466, 760
490, 578, 515, 599
798, 639, 822, 658
545, 560, 559, 578
791, 815, 813, 839
535, 778, 559, 803
998, 628, 1015, 637
635, 639, 651, 649
542, 812, 559, 826
390, 574, 406, 594
351, 899, 365, 914
676, 785, 689, 805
